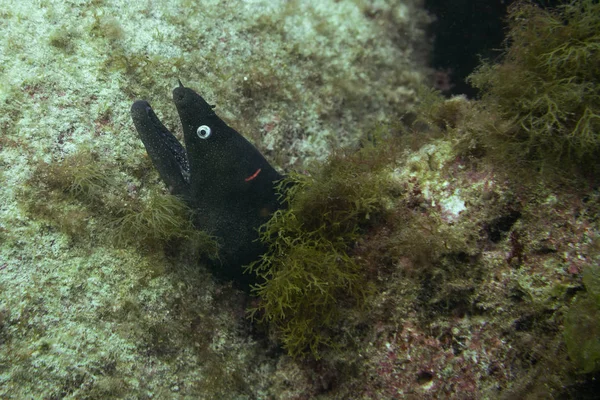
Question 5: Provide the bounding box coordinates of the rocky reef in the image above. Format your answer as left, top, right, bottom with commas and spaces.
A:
0, 0, 598, 399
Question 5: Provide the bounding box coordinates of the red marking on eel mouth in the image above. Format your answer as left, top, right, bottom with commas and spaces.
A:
245, 168, 262, 182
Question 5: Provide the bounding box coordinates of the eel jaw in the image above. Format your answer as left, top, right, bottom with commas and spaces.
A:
130, 100, 191, 197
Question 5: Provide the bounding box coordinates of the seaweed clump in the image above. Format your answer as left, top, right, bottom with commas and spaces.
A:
563, 263, 600, 374
21, 148, 218, 258
466, 0, 600, 172
246, 137, 399, 358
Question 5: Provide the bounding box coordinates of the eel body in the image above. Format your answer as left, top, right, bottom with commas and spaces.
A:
131, 82, 283, 287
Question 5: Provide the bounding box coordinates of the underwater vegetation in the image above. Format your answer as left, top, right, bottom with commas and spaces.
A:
465, 0, 600, 173
246, 135, 399, 358
20, 148, 218, 257
564, 262, 600, 374
0, 0, 438, 398
4, 0, 600, 397
245, 130, 481, 359
419, 0, 600, 381
241, 3, 600, 397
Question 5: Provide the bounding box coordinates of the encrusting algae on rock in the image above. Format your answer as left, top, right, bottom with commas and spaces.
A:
0, 0, 433, 397
1, 0, 600, 398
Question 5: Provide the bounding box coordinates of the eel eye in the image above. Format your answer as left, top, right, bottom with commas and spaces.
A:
196, 125, 212, 139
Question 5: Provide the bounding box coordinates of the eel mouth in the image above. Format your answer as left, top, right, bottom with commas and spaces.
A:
130, 99, 191, 192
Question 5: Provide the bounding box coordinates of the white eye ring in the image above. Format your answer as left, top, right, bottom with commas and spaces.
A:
196, 125, 212, 139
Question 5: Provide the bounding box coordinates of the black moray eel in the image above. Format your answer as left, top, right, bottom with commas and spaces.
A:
131, 82, 283, 288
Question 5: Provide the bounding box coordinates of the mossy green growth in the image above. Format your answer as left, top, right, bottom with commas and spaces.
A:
22, 148, 218, 259
246, 136, 399, 358
467, 0, 600, 171
48, 26, 75, 53
22, 149, 115, 237
583, 262, 600, 305
563, 264, 600, 373
109, 191, 219, 258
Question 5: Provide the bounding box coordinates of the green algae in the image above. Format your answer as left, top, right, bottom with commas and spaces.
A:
246, 136, 399, 358
20, 148, 219, 258
0, 0, 431, 394
466, 0, 600, 173
564, 264, 600, 374
8, 0, 587, 397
